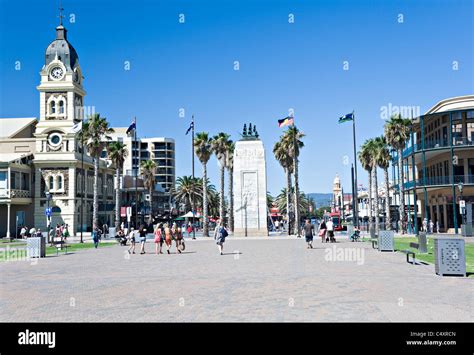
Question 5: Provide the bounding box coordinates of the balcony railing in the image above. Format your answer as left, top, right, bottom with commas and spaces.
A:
395, 175, 474, 190
0, 189, 32, 199
393, 136, 474, 161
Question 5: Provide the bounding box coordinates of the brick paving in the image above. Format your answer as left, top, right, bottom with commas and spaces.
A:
0, 235, 472, 322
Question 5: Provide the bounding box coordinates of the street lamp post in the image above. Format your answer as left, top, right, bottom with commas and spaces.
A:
458, 181, 465, 226
45, 191, 52, 243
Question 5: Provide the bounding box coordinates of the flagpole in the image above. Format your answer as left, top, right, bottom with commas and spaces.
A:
352, 110, 359, 229
191, 115, 196, 239
134, 117, 138, 229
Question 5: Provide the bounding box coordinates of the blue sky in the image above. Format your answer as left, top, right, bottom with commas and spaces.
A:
1, 0, 473, 197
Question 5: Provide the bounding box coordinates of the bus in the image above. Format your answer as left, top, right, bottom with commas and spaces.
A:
329, 212, 344, 231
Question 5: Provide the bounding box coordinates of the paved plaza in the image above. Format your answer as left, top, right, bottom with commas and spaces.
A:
0, 236, 473, 322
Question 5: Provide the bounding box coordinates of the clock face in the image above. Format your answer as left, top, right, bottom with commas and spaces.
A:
50, 66, 64, 80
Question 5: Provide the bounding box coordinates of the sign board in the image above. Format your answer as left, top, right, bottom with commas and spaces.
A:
45, 207, 52, 217
145, 194, 151, 201
459, 200, 465, 208
120, 207, 127, 218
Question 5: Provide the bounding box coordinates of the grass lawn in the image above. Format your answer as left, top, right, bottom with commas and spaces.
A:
0, 241, 117, 262
45, 241, 116, 256
361, 236, 474, 277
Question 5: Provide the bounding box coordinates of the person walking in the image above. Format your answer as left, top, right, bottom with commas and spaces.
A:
154, 223, 164, 255
128, 227, 136, 254
62, 224, 70, 240
429, 220, 434, 234
35, 228, 43, 238
213, 220, 228, 255
303, 219, 314, 249
138, 224, 147, 254
92, 226, 100, 249
318, 219, 327, 243
326, 218, 335, 243
164, 223, 172, 254
175, 224, 184, 254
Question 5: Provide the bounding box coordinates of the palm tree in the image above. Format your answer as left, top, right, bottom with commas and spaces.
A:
82, 113, 114, 230
211, 132, 232, 222
374, 136, 392, 230
367, 139, 380, 236
225, 141, 235, 232
140, 159, 157, 224
384, 114, 412, 233
267, 192, 274, 211
359, 140, 373, 232
275, 188, 309, 215
194, 132, 212, 236
273, 140, 294, 235
107, 141, 128, 229
281, 126, 305, 235
171, 176, 202, 213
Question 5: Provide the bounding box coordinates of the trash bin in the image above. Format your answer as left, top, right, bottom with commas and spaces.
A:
27, 236, 46, 258
378, 230, 394, 251
433, 236, 466, 277
418, 232, 428, 253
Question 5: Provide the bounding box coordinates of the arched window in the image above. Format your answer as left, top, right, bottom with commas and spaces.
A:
50, 101, 56, 114
57, 175, 63, 190
59, 100, 64, 114
49, 176, 54, 190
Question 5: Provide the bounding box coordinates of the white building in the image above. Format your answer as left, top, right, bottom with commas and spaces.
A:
0, 18, 115, 237
109, 129, 175, 193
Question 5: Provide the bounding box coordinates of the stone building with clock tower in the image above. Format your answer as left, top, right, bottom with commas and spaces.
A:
32, 20, 115, 234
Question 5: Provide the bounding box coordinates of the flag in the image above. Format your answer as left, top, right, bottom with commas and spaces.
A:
338, 113, 354, 124
278, 116, 294, 128
126, 118, 136, 134
69, 120, 82, 134
185, 121, 194, 135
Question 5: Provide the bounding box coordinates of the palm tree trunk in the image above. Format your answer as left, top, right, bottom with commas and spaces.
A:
373, 166, 380, 236
93, 157, 99, 229
202, 163, 209, 237
398, 150, 405, 234
294, 157, 300, 236
384, 167, 391, 230
286, 169, 292, 235
115, 168, 120, 229
228, 167, 234, 232
368, 167, 373, 233
149, 186, 153, 224
219, 164, 225, 223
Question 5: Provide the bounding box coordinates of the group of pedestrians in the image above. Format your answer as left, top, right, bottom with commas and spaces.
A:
19, 225, 43, 239
112, 219, 230, 256
301, 218, 336, 249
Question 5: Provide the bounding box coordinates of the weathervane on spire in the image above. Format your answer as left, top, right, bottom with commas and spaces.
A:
58, 0, 64, 26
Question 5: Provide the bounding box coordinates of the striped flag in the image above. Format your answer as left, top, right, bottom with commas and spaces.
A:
278, 116, 294, 128
338, 113, 354, 124
185, 121, 194, 135
126, 118, 136, 135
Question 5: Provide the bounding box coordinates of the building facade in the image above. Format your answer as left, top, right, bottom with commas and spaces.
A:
0, 19, 115, 237
393, 95, 474, 233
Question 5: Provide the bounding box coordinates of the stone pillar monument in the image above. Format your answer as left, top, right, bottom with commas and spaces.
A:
233, 124, 268, 237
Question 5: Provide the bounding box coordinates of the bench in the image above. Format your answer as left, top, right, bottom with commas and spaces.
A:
400, 242, 418, 264
370, 238, 378, 249
52, 237, 69, 255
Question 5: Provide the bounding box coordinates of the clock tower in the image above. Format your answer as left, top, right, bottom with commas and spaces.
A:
33, 14, 89, 234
